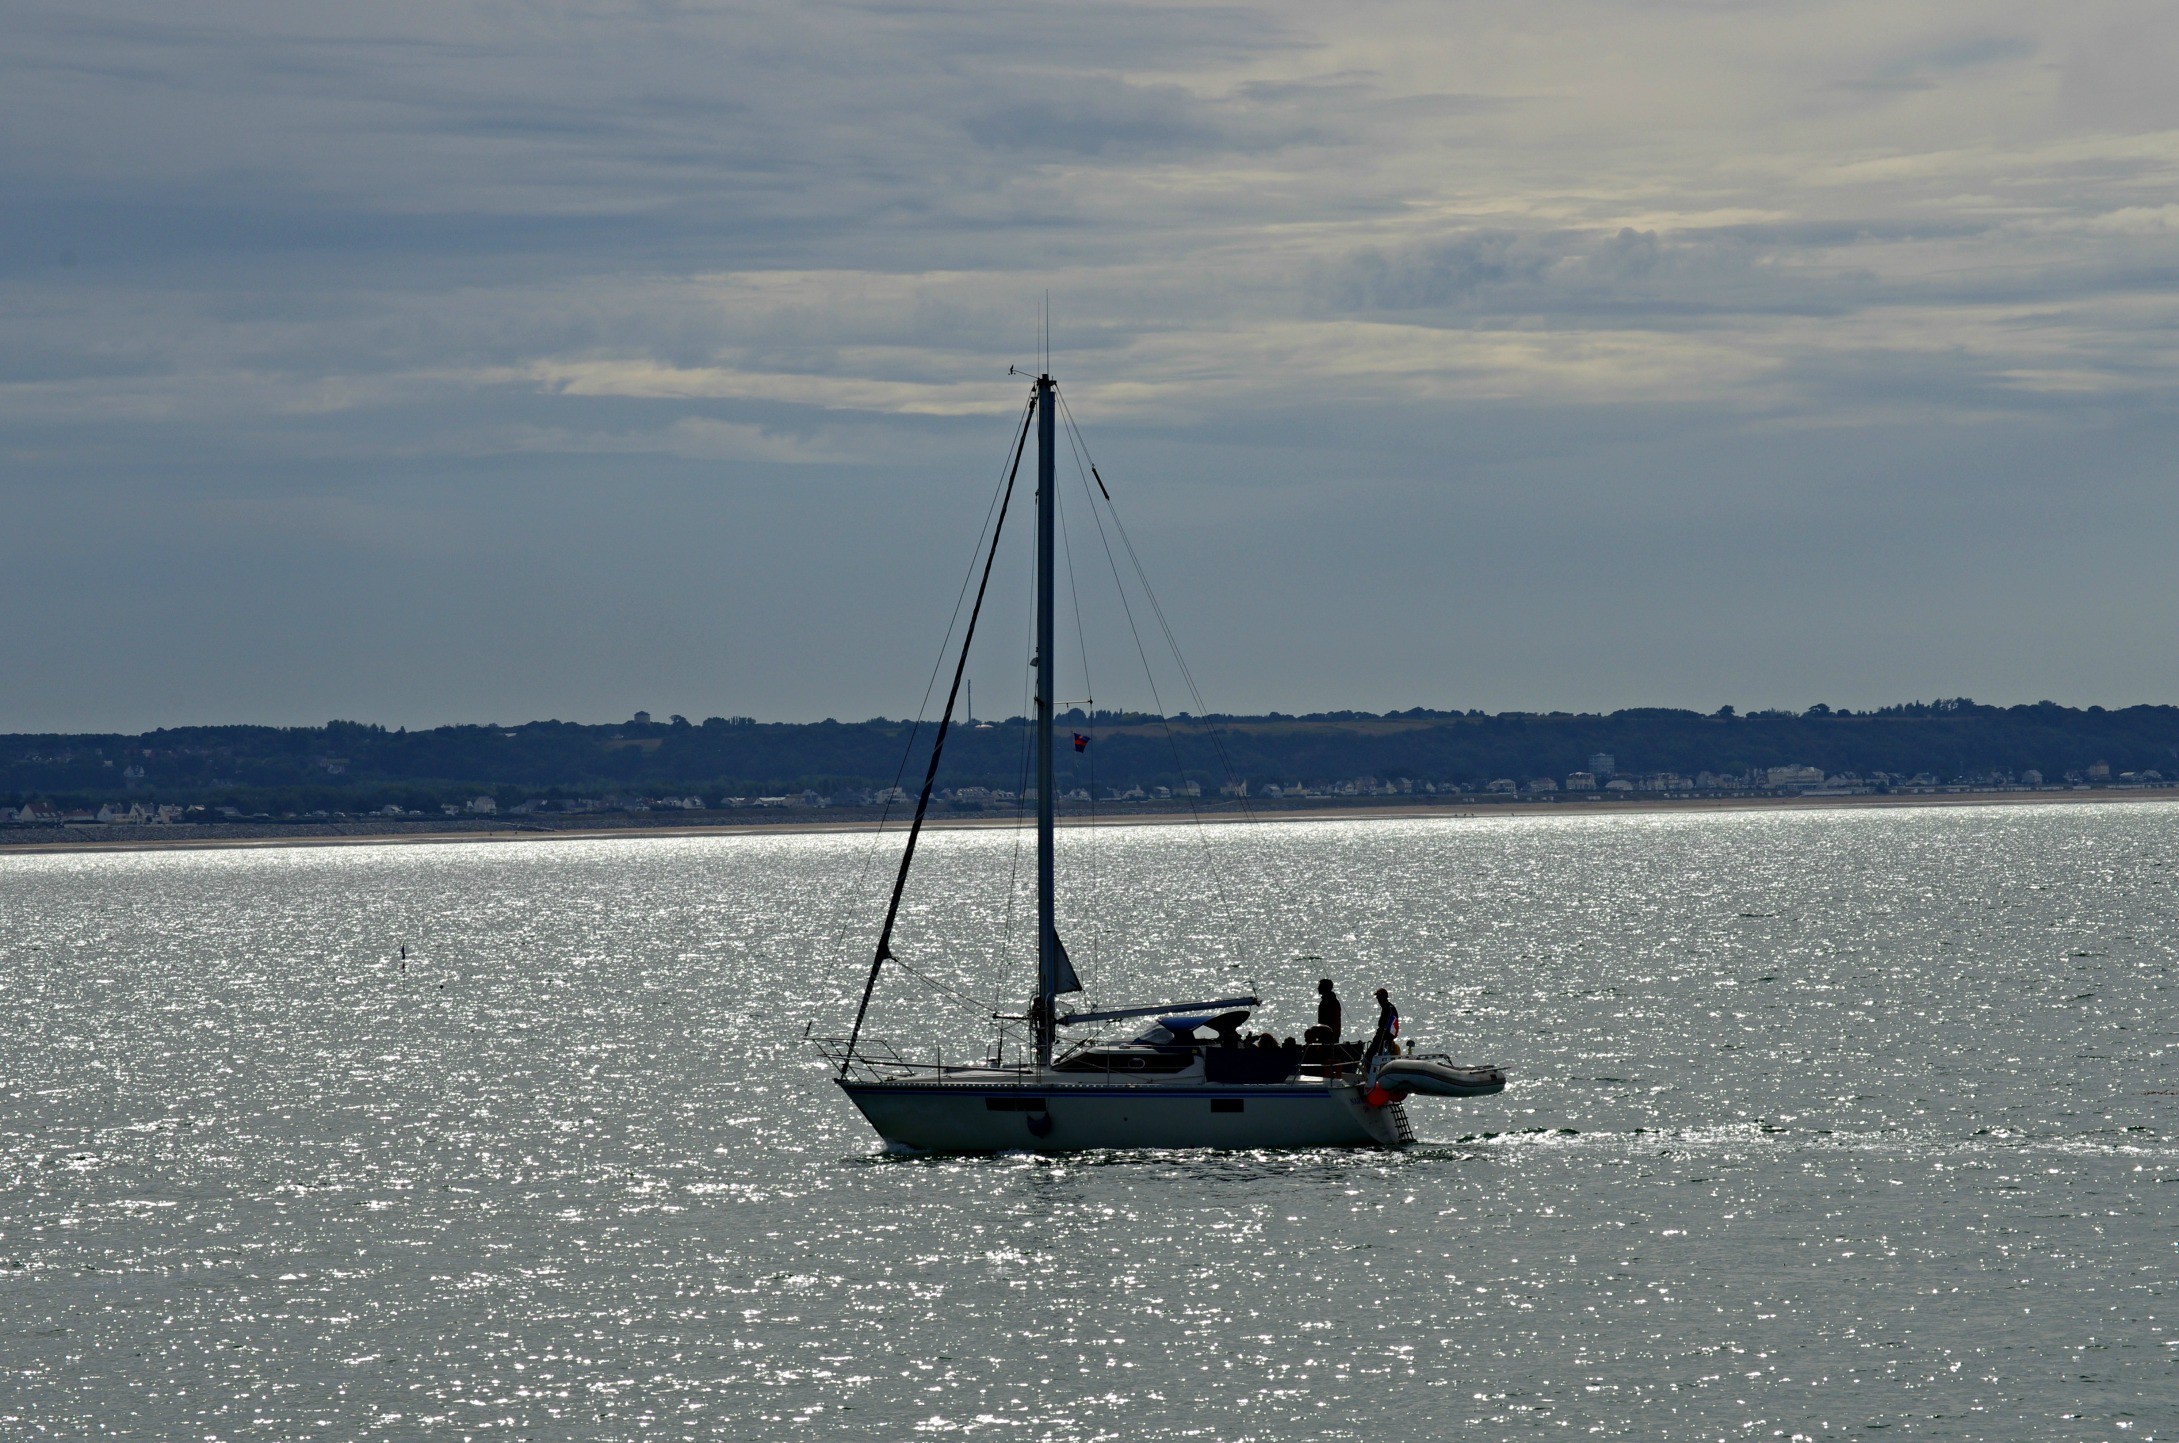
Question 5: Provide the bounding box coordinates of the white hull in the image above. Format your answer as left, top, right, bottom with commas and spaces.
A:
837, 1073, 1413, 1152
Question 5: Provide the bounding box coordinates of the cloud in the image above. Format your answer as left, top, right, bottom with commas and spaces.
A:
511, 417, 862, 465
8, 1, 2179, 727
1840, 32, 2039, 95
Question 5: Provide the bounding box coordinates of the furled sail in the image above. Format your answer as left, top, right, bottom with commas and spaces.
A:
1052, 932, 1083, 995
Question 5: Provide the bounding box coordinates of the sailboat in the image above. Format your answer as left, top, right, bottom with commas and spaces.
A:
818, 371, 1505, 1152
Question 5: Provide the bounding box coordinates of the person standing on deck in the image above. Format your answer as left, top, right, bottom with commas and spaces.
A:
1304, 978, 1342, 1046
1364, 987, 1400, 1070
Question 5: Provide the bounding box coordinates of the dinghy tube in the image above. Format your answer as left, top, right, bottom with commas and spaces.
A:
1369, 1057, 1507, 1099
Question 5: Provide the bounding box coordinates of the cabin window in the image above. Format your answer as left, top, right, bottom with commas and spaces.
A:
985, 1096, 1048, 1112
1210, 1098, 1244, 1114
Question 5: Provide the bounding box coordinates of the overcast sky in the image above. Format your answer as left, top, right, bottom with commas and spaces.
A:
6, 2, 2178, 731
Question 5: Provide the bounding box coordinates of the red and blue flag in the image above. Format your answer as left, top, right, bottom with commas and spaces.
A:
1072, 733, 1090, 752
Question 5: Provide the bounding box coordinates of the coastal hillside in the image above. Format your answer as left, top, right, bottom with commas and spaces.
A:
3, 700, 2175, 822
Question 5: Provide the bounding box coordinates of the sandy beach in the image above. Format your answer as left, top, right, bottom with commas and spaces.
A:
3, 786, 2174, 856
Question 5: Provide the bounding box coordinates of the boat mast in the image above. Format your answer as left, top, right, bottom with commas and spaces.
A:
1033, 372, 1060, 1069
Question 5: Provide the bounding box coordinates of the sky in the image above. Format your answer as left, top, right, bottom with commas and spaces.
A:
6, 1, 2179, 731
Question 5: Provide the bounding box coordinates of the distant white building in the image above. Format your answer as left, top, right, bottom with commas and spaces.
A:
1525, 777, 1558, 793
1565, 772, 1597, 791
466, 796, 498, 814
1588, 752, 1616, 777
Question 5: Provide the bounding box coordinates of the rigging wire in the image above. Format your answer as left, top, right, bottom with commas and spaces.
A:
991, 663, 1035, 1023
826, 395, 1037, 980
841, 393, 1036, 1069
1053, 468, 1104, 985
1051, 385, 1253, 959
1057, 387, 1265, 831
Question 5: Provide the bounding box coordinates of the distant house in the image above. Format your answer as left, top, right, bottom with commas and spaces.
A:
1525, 777, 1558, 793
1565, 771, 1597, 791
1765, 765, 1824, 789
1588, 752, 1616, 777
1485, 778, 1517, 794
631, 711, 653, 725
2087, 762, 2111, 781
466, 796, 498, 814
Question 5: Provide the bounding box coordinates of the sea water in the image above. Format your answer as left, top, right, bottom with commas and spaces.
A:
1, 803, 2174, 1439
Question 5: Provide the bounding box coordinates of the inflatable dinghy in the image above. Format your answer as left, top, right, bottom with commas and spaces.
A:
1370, 1056, 1506, 1098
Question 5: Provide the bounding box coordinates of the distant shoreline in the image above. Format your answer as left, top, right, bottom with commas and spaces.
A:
3, 786, 2175, 857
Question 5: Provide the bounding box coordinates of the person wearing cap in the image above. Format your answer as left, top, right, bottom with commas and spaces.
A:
1303, 977, 1341, 1047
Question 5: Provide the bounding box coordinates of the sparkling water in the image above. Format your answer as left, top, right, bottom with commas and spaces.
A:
3, 803, 2174, 1438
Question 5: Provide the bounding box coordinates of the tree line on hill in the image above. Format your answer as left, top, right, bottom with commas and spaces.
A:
2, 700, 2175, 819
